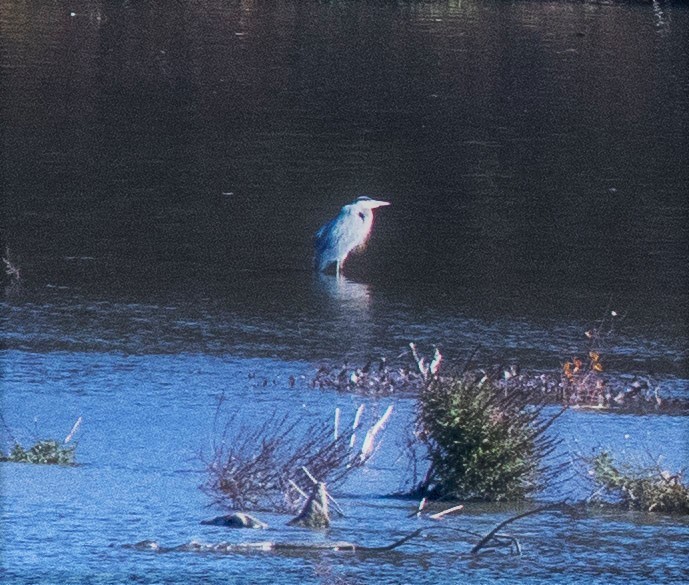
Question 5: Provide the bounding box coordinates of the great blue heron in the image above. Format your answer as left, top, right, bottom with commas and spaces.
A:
314, 196, 390, 276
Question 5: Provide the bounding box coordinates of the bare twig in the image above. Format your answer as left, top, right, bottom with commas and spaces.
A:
470, 504, 560, 554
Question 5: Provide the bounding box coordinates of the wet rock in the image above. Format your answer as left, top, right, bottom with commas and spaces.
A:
130, 540, 160, 551
201, 512, 268, 529
288, 482, 330, 528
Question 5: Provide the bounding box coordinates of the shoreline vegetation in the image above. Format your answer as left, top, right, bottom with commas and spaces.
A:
143, 343, 688, 558
4, 345, 686, 519
204, 343, 688, 519
311, 310, 689, 416
311, 354, 689, 415
3, 345, 687, 563
3, 342, 687, 518
2, 325, 687, 568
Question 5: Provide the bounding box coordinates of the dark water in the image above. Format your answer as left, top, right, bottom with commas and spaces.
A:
2, 1, 688, 583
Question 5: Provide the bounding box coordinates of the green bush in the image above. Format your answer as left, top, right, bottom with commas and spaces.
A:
413, 374, 564, 501
0, 440, 76, 465
588, 451, 689, 514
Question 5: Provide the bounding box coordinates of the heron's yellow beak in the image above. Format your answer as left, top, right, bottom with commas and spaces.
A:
363, 199, 390, 209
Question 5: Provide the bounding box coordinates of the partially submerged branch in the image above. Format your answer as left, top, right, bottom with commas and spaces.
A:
288, 481, 330, 528
429, 504, 464, 520
470, 503, 561, 554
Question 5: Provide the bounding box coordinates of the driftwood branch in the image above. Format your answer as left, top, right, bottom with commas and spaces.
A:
288, 482, 330, 528
470, 503, 560, 554
357, 528, 424, 552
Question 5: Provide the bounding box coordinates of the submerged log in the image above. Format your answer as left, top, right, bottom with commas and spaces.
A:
288, 482, 330, 528
127, 529, 424, 555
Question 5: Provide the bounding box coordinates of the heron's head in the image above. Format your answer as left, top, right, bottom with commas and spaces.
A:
354, 196, 391, 210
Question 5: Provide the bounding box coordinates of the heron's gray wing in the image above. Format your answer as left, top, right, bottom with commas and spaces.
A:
314, 206, 362, 270
314, 216, 340, 270
327, 206, 364, 255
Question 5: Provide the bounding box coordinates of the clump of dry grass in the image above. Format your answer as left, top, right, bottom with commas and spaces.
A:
202, 399, 392, 513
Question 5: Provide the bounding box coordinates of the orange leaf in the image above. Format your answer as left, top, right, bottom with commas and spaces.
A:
563, 362, 574, 379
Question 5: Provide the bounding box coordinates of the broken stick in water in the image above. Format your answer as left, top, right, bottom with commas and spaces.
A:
429, 504, 464, 520
470, 503, 560, 554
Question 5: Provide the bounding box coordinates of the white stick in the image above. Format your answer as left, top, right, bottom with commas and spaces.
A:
334, 408, 341, 441
289, 479, 309, 500
359, 405, 393, 461
429, 347, 442, 375
64, 416, 82, 444
350, 404, 365, 449
429, 504, 464, 520
352, 404, 365, 430
301, 466, 318, 485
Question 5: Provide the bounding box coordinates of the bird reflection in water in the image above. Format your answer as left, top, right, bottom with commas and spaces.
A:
314, 272, 371, 311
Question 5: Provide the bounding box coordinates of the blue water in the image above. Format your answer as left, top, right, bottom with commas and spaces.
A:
2, 349, 688, 584
2, 0, 688, 583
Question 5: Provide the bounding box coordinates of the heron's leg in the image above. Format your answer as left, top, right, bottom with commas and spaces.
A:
335, 261, 341, 278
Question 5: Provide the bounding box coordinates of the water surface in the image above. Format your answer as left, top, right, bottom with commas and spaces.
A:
2, 0, 688, 583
